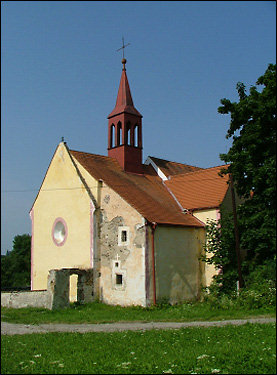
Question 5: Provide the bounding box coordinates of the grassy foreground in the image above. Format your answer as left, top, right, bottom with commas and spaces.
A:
1, 323, 276, 374
1, 301, 276, 325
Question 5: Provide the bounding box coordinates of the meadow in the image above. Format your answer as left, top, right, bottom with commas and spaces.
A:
1, 301, 276, 374
1, 300, 275, 325
1, 323, 276, 374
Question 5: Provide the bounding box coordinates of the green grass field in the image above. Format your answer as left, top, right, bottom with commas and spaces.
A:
1, 301, 275, 325
1, 323, 276, 374
1, 302, 276, 374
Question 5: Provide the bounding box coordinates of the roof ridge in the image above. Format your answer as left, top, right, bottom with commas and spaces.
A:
69, 149, 110, 159
168, 164, 230, 180
148, 155, 201, 168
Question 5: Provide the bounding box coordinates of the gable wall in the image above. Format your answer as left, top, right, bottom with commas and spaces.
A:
193, 208, 218, 224
31, 143, 99, 290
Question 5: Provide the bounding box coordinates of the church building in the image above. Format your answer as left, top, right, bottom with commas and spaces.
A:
30, 58, 232, 306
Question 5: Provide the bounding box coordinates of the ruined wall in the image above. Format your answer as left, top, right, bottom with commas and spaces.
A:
48, 268, 94, 309
31, 142, 99, 291
99, 182, 147, 306
1, 268, 94, 310
154, 225, 205, 304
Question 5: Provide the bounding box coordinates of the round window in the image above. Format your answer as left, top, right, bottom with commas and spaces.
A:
52, 218, 67, 246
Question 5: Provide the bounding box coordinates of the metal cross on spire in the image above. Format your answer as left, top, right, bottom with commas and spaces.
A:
116, 37, 130, 59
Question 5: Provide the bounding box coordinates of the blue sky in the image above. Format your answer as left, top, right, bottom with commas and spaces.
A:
1, 1, 276, 254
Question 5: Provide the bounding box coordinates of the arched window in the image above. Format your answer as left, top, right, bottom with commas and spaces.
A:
110, 124, 115, 148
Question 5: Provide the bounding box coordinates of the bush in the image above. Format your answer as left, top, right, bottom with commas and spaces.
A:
203, 260, 276, 311
236, 260, 276, 309
235, 283, 276, 309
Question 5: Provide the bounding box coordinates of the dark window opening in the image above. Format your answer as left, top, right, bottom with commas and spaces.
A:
115, 262, 119, 267
121, 230, 127, 242
116, 274, 123, 285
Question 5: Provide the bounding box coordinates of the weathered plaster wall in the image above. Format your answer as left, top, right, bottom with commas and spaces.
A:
154, 225, 205, 304
99, 182, 146, 306
32, 143, 99, 291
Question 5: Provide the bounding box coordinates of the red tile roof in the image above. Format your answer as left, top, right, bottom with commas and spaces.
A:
165, 165, 230, 211
70, 150, 204, 227
149, 156, 203, 177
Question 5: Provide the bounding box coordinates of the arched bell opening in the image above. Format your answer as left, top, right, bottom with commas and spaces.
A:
116, 121, 122, 146
110, 124, 116, 148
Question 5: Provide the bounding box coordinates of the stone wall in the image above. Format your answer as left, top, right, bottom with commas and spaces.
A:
1, 268, 94, 310
48, 268, 94, 310
1, 290, 50, 309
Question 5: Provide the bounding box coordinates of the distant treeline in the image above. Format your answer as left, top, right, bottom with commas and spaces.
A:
1, 234, 31, 288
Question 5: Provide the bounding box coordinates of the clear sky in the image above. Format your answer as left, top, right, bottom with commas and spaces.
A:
1, 1, 276, 254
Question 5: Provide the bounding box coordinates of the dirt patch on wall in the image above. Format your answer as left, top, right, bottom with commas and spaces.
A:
100, 214, 131, 267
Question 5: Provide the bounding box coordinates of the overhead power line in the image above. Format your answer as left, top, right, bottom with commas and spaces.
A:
1, 176, 229, 194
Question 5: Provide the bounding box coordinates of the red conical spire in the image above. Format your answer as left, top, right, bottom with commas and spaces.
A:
108, 59, 142, 119
107, 58, 143, 174
115, 65, 134, 107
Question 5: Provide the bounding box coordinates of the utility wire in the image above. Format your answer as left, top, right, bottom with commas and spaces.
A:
1, 176, 230, 194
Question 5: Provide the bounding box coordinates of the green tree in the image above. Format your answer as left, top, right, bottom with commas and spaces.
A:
202, 216, 239, 294
1, 234, 31, 288
218, 64, 276, 267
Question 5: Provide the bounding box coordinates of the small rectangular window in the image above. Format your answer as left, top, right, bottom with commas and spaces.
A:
118, 226, 129, 246
121, 230, 127, 243
115, 262, 119, 267
116, 274, 123, 285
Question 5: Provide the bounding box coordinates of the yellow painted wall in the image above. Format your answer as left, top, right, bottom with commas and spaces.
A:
69, 274, 78, 302
154, 225, 205, 303
32, 143, 99, 291
192, 187, 235, 288
193, 209, 218, 288
193, 209, 218, 224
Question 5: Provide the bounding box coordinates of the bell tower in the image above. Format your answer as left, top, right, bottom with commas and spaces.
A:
107, 58, 143, 174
